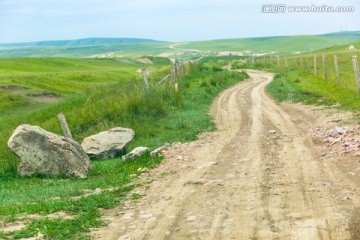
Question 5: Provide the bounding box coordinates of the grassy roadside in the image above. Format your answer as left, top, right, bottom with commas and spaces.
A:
0, 60, 248, 239
267, 70, 360, 120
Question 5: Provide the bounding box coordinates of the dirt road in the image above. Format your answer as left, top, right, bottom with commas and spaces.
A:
94, 70, 360, 240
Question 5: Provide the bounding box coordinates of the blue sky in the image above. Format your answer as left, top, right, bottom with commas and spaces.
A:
0, 0, 359, 43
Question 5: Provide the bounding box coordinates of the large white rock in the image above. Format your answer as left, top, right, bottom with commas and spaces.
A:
81, 127, 135, 160
8, 124, 91, 178
123, 147, 149, 161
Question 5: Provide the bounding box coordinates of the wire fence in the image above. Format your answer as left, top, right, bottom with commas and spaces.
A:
250, 52, 360, 95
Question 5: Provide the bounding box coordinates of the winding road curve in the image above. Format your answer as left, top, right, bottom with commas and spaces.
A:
95, 70, 360, 240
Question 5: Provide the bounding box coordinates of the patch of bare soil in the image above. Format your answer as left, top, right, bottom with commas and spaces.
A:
26, 92, 62, 103
0, 85, 28, 92
0, 211, 75, 234
136, 58, 153, 64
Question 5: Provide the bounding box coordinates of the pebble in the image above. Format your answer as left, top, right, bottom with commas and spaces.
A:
118, 234, 130, 240
335, 127, 345, 135
140, 168, 150, 173
140, 213, 153, 219
122, 213, 134, 220
186, 215, 198, 222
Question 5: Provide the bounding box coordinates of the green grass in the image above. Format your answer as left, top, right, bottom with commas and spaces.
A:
270, 51, 360, 96
0, 58, 248, 239
267, 70, 360, 114
311, 40, 360, 55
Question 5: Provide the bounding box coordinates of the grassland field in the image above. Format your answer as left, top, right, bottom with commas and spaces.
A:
0, 56, 248, 239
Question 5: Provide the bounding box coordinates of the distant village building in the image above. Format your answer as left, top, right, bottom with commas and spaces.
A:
243, 50, 253, 56
349, 45, 356, 50
218, 51, 244, 56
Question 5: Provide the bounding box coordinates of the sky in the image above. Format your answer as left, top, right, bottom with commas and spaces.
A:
0, 0, 359, 44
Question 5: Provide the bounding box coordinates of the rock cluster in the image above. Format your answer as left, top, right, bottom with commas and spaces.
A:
309, 125, 360, 157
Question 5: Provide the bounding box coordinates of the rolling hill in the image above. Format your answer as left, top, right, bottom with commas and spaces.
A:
0, 38, 162, 48
0, 31, 359, 58
0, 42, 173, 58
179, 31, 360, 55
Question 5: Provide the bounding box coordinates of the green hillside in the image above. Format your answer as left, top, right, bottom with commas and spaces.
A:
311, 40, 360, 54
180, 31, 360, 54
0, 31, 359, 58
0, 42, 172, 58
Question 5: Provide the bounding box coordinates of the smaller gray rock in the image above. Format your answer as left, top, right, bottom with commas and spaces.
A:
150, 146, 168, 157
81, 127, 135, 160
139, 167, 150, 173
335, 127, 345, 135
123, 147, 149, 161
186, 215, 198, 222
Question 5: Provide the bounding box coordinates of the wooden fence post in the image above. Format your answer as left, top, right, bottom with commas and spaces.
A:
306, 57, 310, 72
175, 64, 181, 92
57, 113, 73, 140
334, 55, 340, 86
322, 55, 328, 80
277, 56, 280, 68
293, 56, 298, 68
314, 55, 317, 75
352, 56, 360, 94
171, 65, 176, 80
300, 56, 304, 70
142, 68, 149, 92
173, 64, 179, 92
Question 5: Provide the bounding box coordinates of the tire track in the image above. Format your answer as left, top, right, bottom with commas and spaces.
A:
93, 70, 359, 240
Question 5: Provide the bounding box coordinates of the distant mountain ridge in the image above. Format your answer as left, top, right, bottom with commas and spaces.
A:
0, 31, 359, 58
321, 31, 360, 37
0, 38, 163, 48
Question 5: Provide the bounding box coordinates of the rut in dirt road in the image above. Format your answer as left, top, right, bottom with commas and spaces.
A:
94, 70, 360, 240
